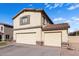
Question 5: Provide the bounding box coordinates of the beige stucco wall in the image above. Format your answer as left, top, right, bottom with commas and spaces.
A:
42, 30, 68, 43
14, 28, 42, 43
14, 28, 68, 46
4, 26, 13, 40
68, 36, 79, 50
62, 30, 68, 43
69, 36, 79, 43
13, 11, 43, 44
56, 30, 68, 43
13, 12, 42, 29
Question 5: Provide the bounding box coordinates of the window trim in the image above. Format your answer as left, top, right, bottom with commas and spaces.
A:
1, 26, 3, 31
20, 15, 30, 25
42, 16, 47, 25
5, 35, 9, 39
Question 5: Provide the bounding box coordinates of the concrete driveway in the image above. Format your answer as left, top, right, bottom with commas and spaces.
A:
0, 44, 61, 56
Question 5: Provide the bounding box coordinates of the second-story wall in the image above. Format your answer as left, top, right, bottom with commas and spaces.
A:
13, 11, 42, 29
41, 16, 52, 27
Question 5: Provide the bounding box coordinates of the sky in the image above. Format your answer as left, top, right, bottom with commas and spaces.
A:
0, 3, 79, 32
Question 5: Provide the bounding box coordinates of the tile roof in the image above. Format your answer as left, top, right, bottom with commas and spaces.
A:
42, 23, 70, 31
0, 23, 13, 28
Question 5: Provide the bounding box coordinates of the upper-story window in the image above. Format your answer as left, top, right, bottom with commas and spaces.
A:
20, 15, 30, 25
42, 16, 47, 25
1, 27, 3, 31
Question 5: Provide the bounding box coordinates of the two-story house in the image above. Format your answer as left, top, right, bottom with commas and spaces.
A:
0, 23, 13, 41
13, 8, 70, 47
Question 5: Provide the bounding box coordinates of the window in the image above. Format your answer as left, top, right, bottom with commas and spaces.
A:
1, 27, 3, 31
5, 35, 9, 39
20, 15, 30, 25
42, 16, 47, 25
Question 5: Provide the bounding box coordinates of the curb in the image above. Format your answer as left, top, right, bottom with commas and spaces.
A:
0, 44, 14, 49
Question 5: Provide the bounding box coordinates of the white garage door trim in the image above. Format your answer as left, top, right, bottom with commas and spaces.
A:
16, 32, 36, 45
44, 32, 62, 47
16, 32, 36, 34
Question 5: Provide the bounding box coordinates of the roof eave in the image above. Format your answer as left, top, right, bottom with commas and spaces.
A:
42, 23, 70, 31
12, 9, 54, 24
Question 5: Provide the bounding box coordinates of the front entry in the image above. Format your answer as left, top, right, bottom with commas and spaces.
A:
0, 35, 2, 41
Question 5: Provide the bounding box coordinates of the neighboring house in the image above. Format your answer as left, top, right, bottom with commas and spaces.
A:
69, 30, 79, 36
0, 23, 13, 41
13, 8, 70, 47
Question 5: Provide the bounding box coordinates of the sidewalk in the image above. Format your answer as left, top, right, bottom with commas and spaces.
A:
0, 41, 15, 49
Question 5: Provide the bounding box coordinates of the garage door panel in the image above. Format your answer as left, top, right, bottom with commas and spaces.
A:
16, 32, 36, 45
44, 32, 61, 47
